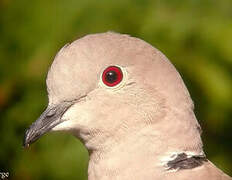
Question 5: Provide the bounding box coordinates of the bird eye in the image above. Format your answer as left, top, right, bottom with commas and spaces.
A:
102, 66, 123, 87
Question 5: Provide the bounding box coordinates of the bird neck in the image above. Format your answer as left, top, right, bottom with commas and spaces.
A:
85, 101, 204, 179
87, 119, 203, 180
87, 128, 165, 180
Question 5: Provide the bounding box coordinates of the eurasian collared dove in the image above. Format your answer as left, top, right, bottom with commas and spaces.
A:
24, 32, 232, 180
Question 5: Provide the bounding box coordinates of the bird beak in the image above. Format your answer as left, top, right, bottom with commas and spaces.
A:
23, 101, 74, 148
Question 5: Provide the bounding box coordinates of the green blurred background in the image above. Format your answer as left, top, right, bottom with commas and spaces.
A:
0, 0, 232, 179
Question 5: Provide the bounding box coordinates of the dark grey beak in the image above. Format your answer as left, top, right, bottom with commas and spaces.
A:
23, 102, 74, 148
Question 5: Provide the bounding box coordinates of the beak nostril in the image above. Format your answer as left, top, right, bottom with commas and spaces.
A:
46, 108, 56, 117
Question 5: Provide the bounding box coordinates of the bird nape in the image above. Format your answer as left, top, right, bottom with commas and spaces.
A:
24, 32, 232, 180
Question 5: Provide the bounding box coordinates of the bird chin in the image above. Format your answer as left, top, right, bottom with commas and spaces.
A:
51, 120, 76, 132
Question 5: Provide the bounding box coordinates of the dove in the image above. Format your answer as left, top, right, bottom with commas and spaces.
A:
24, 32, 232, 180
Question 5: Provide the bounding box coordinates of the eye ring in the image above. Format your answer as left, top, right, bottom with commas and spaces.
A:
101, 66, 123, 87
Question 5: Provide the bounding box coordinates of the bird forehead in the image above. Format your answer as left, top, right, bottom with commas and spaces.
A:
47, 34, 152, 84
56, 32, 156, 66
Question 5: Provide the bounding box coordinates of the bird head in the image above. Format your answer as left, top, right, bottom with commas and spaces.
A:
24, 32, 202, 155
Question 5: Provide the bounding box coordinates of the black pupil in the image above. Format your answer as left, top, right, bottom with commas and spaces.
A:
105, 70, 118, 83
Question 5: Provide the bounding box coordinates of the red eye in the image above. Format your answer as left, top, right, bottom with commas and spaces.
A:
102, 66, 123, 87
